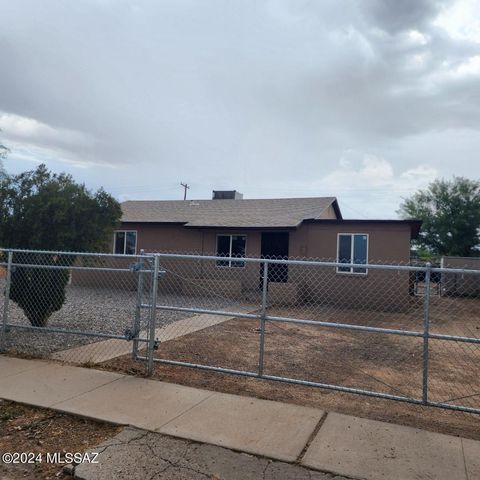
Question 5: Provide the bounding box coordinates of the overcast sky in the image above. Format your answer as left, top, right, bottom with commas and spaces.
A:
1, 0, 479, 218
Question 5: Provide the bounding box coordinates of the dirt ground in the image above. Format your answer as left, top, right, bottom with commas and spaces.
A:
102, 306, 480, 441
0, 400, 120, 480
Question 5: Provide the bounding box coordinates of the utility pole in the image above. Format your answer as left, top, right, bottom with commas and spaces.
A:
180, 182, 190, 200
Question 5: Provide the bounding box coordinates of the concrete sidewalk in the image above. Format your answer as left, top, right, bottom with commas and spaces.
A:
1, 355, 479, 480
74, 427, 347, 480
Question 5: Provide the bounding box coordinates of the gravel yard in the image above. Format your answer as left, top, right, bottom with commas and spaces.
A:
0, 280, 242, 358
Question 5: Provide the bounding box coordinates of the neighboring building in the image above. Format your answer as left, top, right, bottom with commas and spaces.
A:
99, 191, 422, 310
441, 256, 480, 297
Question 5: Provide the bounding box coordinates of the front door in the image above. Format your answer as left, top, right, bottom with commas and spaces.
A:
260, 232, 289, 286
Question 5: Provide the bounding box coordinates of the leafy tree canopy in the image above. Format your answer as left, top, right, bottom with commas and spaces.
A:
0, 164, 122, 326
398, 177, 480, 257
0, 164, 121, 251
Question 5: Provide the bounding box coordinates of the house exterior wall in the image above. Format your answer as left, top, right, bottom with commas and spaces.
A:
290, 222, 411, 262
119, 220, 412, 261
72, 221, 414, 311
118, 223, 205, 253
287, 223, 412, 310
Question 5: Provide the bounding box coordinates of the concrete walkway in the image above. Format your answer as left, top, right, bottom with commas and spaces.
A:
51, 305, 257, 364
1, 355, 479, 480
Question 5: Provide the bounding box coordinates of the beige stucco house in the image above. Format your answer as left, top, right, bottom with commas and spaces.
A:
100, 191, 421, 310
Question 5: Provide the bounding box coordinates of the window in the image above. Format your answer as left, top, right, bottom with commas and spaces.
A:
114, 231, 137, 255
337, 233, 368, 274
216, 235, 246, 267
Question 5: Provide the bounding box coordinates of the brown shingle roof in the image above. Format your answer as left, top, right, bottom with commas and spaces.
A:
121, 197, 341, 228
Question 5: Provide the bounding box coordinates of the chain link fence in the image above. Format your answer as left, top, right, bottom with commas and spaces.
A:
0, 249, 158, 366
1, 248, 480, 414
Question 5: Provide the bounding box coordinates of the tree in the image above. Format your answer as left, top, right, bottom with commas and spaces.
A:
0, 164, 122, 326
398, 177, 480, 257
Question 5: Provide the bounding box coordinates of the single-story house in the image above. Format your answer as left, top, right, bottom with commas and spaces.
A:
101, 190, 422, 310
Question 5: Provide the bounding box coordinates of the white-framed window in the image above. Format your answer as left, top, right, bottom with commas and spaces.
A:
337, 233, 368, 274
216, 234, 247, 267
114, 231, 137, 255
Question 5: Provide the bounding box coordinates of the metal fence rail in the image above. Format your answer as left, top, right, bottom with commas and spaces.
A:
1, 248, 480, 414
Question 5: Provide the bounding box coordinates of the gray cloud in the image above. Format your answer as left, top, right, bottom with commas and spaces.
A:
0, 0, 479, 217
361, 0, 446, 33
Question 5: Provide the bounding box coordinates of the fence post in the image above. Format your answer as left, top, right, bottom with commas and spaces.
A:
1, 250, 13, 352
132, 249, 145, 360
258, 260, 269, 377
146, 255, 160, 376
422, 262, 431, 405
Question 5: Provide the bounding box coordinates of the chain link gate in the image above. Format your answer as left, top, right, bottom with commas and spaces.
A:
0, 248, 157, 372
139, 252, 480, 414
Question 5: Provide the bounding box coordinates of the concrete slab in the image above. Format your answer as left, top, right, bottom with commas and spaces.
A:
53, 375, 214, 430
159, 391, 323, 462
0, 355, 49, 378
74, 427, 344, 480
51, 338, 133, 363
51, 307, 256, 364
463, 438, 480, 480
302, 412, 466, 480
0, 363, 123, 407
51, 315, 225, 364
156, 313, 233, 343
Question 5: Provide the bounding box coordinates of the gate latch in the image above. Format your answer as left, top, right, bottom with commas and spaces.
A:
129, 262, 143, 272
153, 339, 160, 351
124, 327, 138, 341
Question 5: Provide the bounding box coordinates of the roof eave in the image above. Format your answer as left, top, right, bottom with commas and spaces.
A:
183, 225, 298, 231
302, 219, 423, 239
120, 220, 188, 226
